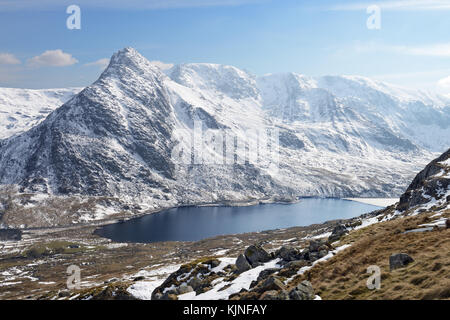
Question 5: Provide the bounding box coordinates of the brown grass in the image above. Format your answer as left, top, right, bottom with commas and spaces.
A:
289, 210, 450, 300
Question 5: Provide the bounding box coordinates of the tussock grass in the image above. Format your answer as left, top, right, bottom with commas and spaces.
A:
289, 210, 450, 300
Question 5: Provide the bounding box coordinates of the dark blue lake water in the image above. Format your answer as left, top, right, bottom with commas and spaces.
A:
95, 198, 380, 243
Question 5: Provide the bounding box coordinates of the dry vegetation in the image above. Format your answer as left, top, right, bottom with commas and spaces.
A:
0, 218, 332, 299
289, 209, 450, 300
0, 185, 135, 228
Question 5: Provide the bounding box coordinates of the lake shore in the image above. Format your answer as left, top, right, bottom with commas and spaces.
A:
343, 198, 399, 207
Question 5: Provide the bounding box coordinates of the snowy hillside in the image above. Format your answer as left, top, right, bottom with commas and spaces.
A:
0, 47, 449, 226
0, 87, 81, 139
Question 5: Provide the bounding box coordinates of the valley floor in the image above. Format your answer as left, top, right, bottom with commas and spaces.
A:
0, 200, 448, 300
0, 215, 340, 299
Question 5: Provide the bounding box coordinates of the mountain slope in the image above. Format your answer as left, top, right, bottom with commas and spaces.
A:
0, 87, 81, 139
0, 47, 449, 226
0, 49, 291, 222
397, 148, 450, 213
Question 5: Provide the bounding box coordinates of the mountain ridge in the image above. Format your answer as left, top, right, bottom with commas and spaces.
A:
0, 47, 449, 226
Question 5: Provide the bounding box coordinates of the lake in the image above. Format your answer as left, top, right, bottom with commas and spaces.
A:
95, 198, 381, 243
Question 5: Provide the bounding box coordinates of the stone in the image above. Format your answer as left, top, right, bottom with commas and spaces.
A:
203, 258, 220, 268
244, 245, 271, 267
236, 254, 252, 273
288, 280, 315, 300
318, 250, 328, 258
177, 284, 194, 295
284, 260, 309, 269
133, 276, 145, 281
259, 290, 289, 300
446, 219, 450, 229
308, 252, 319, 262
328, 224, 349, 243
276, 246, 301, 262
389, 253, 414, 271
188, 277, 205, 293
308, 240, 322, 252
258, 276, 286, 292
210, 260, 220, 268
162, 292, 178, 300
58, 290, 71, 297
256, 268, 279, 282
278, 260, 309, 277
152, 292, 163, 300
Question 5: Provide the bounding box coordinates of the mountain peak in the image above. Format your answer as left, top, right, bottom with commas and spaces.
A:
103, 47, 160, 78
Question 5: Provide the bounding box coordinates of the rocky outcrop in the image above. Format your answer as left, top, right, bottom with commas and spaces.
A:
152, 257, 222, 299
328, 224, 349, 243
275, 246, 302, 263
397, 148, 450, 212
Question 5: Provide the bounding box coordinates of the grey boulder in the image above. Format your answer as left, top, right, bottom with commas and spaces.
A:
389, 253, 414, 271
244, 244, 271, 267
236, 254, 252, 273
288, 280, 315, 300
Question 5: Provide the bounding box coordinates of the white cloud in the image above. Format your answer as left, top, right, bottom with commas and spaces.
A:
28, 49, 78, 67
330, 0, 450, 11
0, 53, 21, 65
84, 58, 110, 69
354, 42, 450, 57
437, 76, 450, 89
400, 43, 450, 57
149, 60, 174, 70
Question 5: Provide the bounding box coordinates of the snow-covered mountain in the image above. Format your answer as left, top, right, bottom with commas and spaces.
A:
0, 47, 449, 225
0, 87, 81, 139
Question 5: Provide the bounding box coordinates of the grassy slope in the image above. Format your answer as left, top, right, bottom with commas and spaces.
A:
289, 208, 450, 300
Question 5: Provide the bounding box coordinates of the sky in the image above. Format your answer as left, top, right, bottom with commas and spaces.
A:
0, 0, 450, 94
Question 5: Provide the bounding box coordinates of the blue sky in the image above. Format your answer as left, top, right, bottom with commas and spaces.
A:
1, 0, 450, 93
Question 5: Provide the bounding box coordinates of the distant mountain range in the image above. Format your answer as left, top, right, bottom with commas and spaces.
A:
0, 47, 449, 222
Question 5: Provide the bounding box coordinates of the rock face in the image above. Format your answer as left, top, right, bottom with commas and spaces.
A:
389, 253, 414, 271
397, 148, 450, 212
